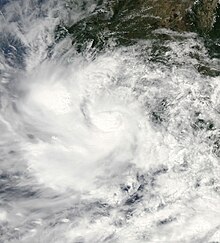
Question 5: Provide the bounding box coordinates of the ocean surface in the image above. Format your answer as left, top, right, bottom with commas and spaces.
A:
0, 0, 220, 242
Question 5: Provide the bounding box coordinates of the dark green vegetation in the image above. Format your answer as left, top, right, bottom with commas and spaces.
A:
60, 0, 219, 50
54, 0, 220, 77
205, 2, 220, 59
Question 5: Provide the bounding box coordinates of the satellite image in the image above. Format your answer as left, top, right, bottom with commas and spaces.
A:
0, 0, 220, 242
